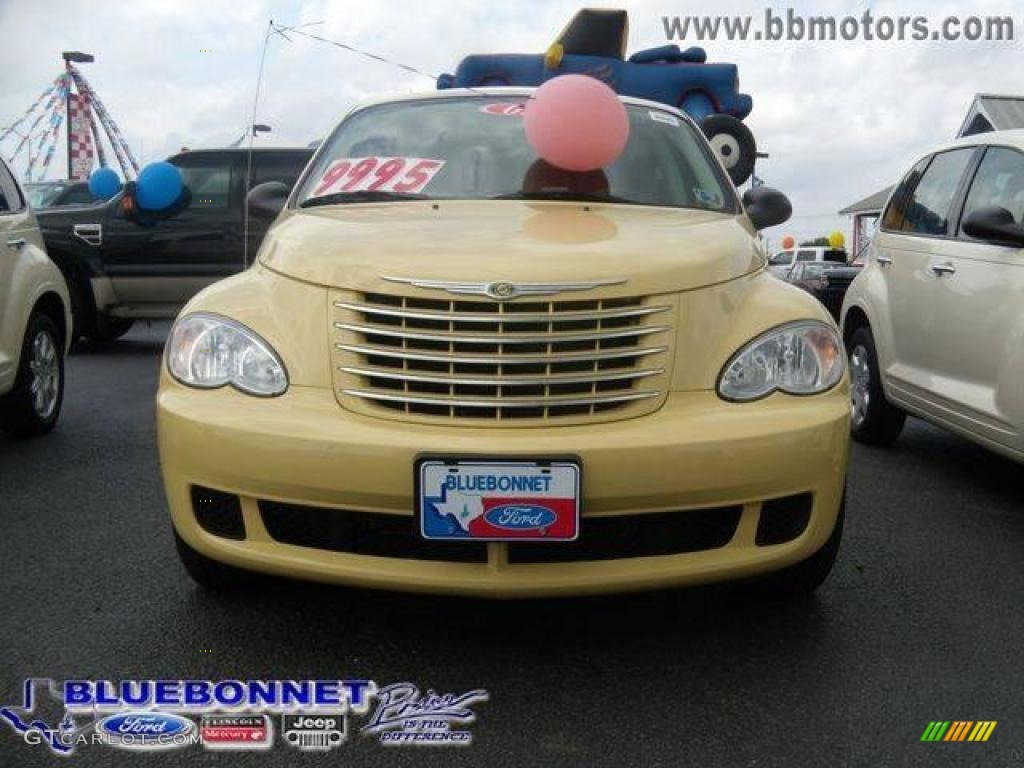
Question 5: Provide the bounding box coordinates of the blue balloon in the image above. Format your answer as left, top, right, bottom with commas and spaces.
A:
135, 161, 184, 210
88, 167, 122, 200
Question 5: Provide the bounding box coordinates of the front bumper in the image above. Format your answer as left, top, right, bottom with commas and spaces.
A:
158, 380, 849, 597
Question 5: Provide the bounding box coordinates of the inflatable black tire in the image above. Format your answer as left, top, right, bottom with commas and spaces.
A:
701, 114, 757, 186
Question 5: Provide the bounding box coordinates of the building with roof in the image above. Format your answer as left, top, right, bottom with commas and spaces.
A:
839, 185, 894, 262
958, 94, 1024, 137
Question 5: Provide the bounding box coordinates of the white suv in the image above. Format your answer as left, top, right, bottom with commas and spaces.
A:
768, 246, 847, 278
0, 159, 71, 436
841, 131, 1024, 461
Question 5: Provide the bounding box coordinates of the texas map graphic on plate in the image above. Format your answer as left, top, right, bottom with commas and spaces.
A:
419, 460, 580, 541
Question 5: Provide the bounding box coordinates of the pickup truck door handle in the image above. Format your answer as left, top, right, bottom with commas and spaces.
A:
73, 223, 103, 247
931, 262, 956, 276
876, 254, 893, 265
6, 238, 26, 250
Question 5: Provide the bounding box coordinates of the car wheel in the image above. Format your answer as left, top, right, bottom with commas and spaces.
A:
173, 529, 248, 590
848, 326, 905, 445
700, 114, 757, 186
89, 317, 135, 342
760, 490, 845, 596
0, 312, 65, 437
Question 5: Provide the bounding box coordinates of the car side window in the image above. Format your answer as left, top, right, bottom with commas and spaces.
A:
960, 146, 1024, 233
897, 148, 974, 236
769, 250, 793, 266
252, 155, 309, 190
0, 162, 24, 214
796, 250, 816, 262
61, 185, 96, 206
176, 163, 232, 210
882, 157, 930, 231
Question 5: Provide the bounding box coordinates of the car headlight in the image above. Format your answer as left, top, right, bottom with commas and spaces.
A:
718, 321, 844, 401
166, 313, 288, 396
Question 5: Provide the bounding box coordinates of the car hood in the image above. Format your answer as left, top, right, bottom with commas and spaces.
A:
259, 200, 762, 296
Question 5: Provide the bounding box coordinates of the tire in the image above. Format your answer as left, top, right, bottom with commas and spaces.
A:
701, 114, 757, 186
88, 316, 135, 342
173, 529, 248, 591
848, 326, 905, 446
760, 490, 845, 596
0, 312, 65, 437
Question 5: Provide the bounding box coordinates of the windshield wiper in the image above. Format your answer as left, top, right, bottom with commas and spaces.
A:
491, 190, 641, 205
301, 190, 428, 207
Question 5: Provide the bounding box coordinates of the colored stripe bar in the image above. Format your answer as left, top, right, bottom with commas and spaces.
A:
923, 720, 997, 743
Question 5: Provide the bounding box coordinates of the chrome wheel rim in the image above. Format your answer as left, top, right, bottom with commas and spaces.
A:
850, 345, 871, 427
28, 329, 60, 420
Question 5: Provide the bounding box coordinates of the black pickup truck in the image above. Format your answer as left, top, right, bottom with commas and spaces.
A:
35, 147, 313, 341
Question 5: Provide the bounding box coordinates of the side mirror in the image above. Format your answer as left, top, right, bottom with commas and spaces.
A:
742, 187, 792, 230
248, 181, 290, 220
121, 181, 191, 226
962, 206, 1024, 247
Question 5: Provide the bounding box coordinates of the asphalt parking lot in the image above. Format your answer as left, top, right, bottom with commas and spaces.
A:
1, 321, 1023, 767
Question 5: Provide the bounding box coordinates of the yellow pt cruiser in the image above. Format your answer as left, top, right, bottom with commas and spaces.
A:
157, 89, 849, 598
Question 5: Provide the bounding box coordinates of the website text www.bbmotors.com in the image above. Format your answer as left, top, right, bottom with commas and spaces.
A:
662, 8, 1016, 42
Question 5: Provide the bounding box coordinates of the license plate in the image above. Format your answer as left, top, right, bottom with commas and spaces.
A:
416, 458, 581, 542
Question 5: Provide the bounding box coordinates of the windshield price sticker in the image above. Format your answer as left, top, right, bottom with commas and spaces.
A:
480, 103, 526, 116
312, 157, 445, 197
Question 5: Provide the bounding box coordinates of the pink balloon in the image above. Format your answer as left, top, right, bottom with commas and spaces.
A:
523, 75, 629, 172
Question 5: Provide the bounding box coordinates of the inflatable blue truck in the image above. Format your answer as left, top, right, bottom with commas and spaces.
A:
438, 8, 758, 186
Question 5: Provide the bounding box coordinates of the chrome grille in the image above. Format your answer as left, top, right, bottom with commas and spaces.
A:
331, 291, 675, 424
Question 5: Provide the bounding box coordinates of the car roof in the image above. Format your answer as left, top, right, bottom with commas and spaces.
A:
169, 147, 313, 156
937, 129, 1024, 153
346, 87, 700, 129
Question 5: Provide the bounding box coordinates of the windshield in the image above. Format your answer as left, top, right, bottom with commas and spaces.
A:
295, 95, 738, 212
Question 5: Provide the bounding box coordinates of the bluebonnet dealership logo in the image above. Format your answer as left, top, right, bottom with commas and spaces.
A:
1, 678, 373, 755
363, 683, 488, 745
2, 678, 486, 754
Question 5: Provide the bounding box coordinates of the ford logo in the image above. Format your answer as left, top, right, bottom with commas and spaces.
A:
484, 504, 557, 531
96, 712, 195, 750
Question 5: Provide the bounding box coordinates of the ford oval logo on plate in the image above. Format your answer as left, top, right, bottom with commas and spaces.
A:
484, 504, 558, 531
96, 712, 196, 750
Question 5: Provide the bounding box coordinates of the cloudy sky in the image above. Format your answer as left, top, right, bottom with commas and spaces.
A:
1, 0, 1022, 247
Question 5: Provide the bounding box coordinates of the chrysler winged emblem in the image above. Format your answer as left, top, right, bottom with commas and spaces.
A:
381, 276, 626, 300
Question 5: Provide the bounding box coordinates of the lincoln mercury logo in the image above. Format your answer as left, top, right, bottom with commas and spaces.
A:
920, 721, 997, 742
382, 276, 626, 300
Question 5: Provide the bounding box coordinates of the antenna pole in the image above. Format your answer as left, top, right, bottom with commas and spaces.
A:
244, 20, 274, 270
64, 60, 72, 179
